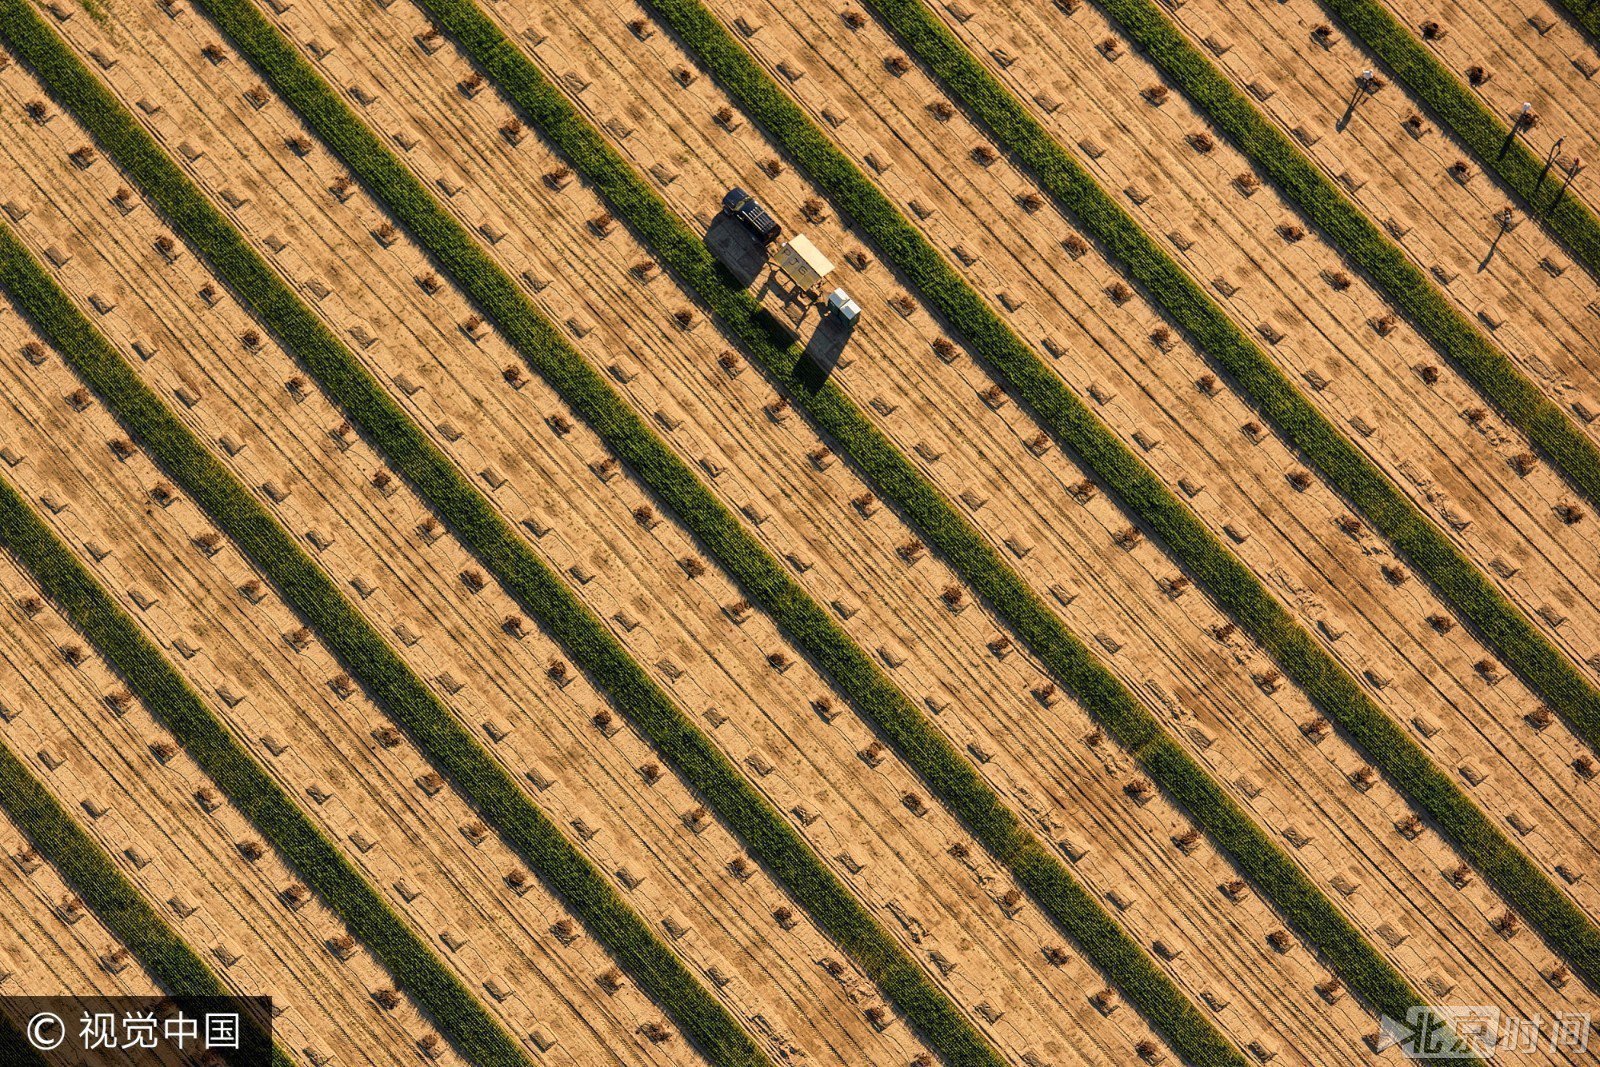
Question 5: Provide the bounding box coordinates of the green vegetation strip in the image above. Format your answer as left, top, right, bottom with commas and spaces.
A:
102, 0, 1239, 1059
0, 6, 984, 1065
1316, 0, 1600, 274
201, 0, 1419, 1049
0, 706, 287, 1067
852, 0, 1600, 969
0, 224, 538, 1067
1549, 0, 1600, 45
649, 0, 1600, 987
1097, 0, 1600, 582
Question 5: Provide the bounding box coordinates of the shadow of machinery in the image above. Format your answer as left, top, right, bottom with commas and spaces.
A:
701, 210, 857, 393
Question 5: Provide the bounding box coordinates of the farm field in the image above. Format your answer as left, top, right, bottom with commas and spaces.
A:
1, 0, 1597, 1060
1363, 0, 1600, 220
320, 0, 1600, 979
1151, 0, 1600, 453
0, 314, 701, 1067
0, 796, 159, 1001
34, 0, 1497, 1062
105, 3, 1421, 1063
0, 542, 437, 1067
435, 0, 1600, 895
0, 125, 720, 1067
0, 53, 926, 1067
0, 12, 1177, 1066
657, 0, 1600, 951
1378, 0, 1600, 184
0, 79, 936, 1067
124, 0, 1600, 1043
51, 0, 1529, 1056
901, 0, 1600, 898
923, 0, 1600, 694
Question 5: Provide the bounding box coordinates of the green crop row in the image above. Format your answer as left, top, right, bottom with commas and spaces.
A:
1096, 0, 1600, 591
132, 0, 1237, 1058
0, 4, 982, 1063
0, 701, 287, 1067
637, 0, 1600, 988
244, 0, 1414, 1050
0, 224, 538, 1066
1549, 0, 1600, 42
1315, 0, 1600, 276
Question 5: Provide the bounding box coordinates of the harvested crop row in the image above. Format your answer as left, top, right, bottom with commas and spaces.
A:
0, 222, 693, 1067
914, 0, 1600, 921
0, 54, 919, 1067
249, 0, 1600, 1043
438, 0, 1600, 1004
200, 0, 1417, 1061
1157, 0, 1600, 460
0, 544, 435, 1067
0, 14, 1096, 1066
